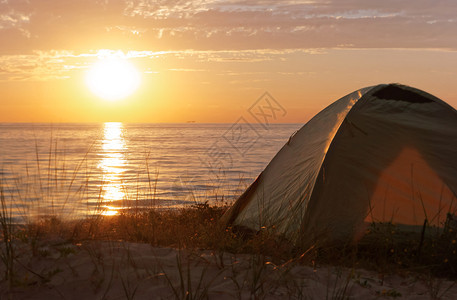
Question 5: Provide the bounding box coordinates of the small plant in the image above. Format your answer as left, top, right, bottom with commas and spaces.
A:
425, 273, 456, 300
161, 251, 219, 300
326, 268, 355, 300
120, 274, 139, 300
376, 288, 402, 298
57, 245, 76, 257
42, 267, 63, 284
247, 254, 269, 299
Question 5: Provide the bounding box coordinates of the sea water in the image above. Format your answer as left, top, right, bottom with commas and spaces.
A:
0, 123, 301, 221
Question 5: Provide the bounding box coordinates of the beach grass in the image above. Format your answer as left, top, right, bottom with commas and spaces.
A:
1, 195, 457, 298
3, 200, 457, 272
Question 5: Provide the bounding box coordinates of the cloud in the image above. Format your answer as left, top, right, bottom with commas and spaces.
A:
167, 68, 206, 72
0, 50, 83, 81
123, 0, 210, 19
0, 10, 30, 30
0, 48, 324, 81
0, 0, 457, 54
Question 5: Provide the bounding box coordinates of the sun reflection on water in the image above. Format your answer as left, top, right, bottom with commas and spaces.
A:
98, 122, 126, 216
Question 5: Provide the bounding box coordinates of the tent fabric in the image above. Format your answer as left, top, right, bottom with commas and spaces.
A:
222, 84, 457, 246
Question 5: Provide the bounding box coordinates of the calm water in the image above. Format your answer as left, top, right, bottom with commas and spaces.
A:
0, 123, 301, 221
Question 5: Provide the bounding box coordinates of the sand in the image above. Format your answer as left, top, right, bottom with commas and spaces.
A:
1, 240, 456, 299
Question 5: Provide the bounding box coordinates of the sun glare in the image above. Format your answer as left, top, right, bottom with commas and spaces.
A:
86, 58, 140, 100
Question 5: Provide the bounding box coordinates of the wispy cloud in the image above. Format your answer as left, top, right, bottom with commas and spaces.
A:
0, 51, 84, 81
0, 48, 325, 81
1, 0, 456, 54
0, 8, 30, 30
167, 68, 206, 72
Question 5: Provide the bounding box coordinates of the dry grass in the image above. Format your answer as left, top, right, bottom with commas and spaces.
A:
6, 202, 457, 277
1, 199, 457, 299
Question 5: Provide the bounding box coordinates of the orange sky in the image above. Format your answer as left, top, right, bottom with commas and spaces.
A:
1, 1, 457, 123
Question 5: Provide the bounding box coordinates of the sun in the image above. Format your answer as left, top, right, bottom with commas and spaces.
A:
86, 58, 141, 101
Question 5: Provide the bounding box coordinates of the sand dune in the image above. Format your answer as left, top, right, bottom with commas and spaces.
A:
2, 240, 456, 299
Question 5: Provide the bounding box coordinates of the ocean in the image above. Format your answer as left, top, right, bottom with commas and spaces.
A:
0, 123, 301, 221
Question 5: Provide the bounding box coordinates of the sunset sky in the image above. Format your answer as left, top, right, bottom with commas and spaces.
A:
1, 0, 457, 123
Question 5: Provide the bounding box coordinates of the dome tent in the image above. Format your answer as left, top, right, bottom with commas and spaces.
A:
222, 84, 457, 246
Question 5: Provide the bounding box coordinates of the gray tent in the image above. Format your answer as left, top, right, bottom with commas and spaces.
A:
222, 84, 457, 245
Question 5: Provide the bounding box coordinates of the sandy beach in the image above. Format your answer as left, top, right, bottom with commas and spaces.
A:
2, 239, 456, 299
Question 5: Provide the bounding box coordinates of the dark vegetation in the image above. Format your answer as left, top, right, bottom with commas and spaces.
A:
3, 202, 455, 282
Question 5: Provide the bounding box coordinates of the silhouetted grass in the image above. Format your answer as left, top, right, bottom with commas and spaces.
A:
2, 201, 457, 278
2, 191, 457, 299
